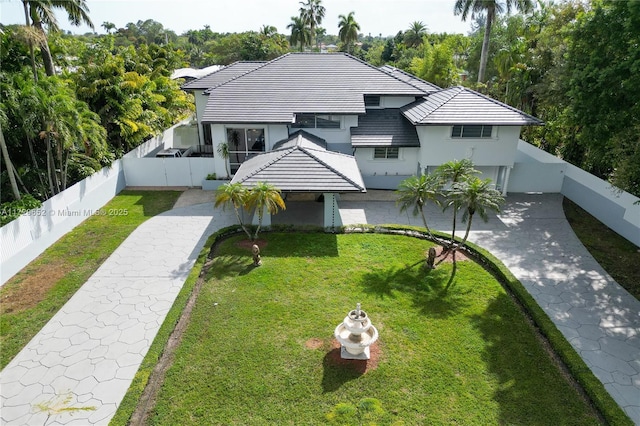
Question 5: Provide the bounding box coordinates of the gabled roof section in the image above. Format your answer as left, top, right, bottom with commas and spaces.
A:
180, 61, 265, 91
231, 130, 366, 192
351, 109, 420, 147
401, 86, 543, 126
272, 130, 327, 150
202, 53, 428, 123
379, 65, 441, 94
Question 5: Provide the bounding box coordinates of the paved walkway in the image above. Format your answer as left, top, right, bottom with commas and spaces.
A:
1, 191, 638, 424
341, 192, 640, 423
0, 201, 235, 425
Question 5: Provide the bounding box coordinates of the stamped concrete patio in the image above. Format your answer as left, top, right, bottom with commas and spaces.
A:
0, 190, 638, 425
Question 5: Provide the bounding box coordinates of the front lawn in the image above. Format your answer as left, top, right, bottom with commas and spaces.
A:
148, 233, 601, 425
0, 190, 182, 369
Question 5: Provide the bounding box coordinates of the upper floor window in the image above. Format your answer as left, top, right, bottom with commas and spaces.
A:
451, 125, 493, 138
292, 113, 341, 129
364, 95, 381, 108
374, 147, 399, 159
227, 128, 265, 173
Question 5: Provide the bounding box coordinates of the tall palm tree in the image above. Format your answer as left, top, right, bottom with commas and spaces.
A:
214, 182, 252, 240
299, 0, 325, 49
260, 25, 278, 37
404, 21, 427, 48
338, 12, 360, 54
287, 16, 311, 52
436, 159, 480, 247
101, 21, 116, 34
0, 123, 21, 200
454, 0, 534, 83
396, 173, 442, 240
245, 182, 286, 241
448, 177, 504, 248
23, 0, 94, 76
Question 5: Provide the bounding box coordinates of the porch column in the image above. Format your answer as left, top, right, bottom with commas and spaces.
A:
252, 208, 271, 227
323, 193, 342, 229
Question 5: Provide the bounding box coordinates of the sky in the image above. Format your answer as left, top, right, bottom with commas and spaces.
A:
0, 0, 473, 37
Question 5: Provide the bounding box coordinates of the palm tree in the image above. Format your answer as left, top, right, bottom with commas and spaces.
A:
436, 159, 480, 247
396, 173, 441, 240
299, 0, 325, 49
102, 21, 116, 34
454, 0, 534, 83
23, 0, 94, 76
448, 177, 504, 248
0, 123, 21, 200
216, 142, 231, 178
404, 21, 427, 48
287, 16, 311, 52
245, 182, 286, 241
338, 12, 360, 54
260, 25, 278, 37
214, 182, 252, 240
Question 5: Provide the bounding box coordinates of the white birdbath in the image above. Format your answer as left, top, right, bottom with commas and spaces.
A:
334, 303, 379, 360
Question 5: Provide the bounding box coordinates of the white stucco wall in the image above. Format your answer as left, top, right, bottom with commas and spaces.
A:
294, 115, 358, 149
193, 90, 208, 145
380, 96, 417, 108
416, 126, 521, 167
355, 147, 419, 176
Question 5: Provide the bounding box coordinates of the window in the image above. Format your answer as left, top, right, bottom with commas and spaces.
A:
227, 128, 265, 173
374, 147, 399, 159
451, 125, 493, 138
292, 113, 341, 129
364, 95, 381, 107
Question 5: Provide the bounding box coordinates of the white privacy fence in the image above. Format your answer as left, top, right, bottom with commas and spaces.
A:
509, 141, 639, 247
122, 157, 214, 187
1, 161, 126, 284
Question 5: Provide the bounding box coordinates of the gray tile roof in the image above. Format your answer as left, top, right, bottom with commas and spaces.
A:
180, 61, 265, 91
231, 131, 366, 192
351, 109, 420, 147
202, 53, 428, 123
379, 65, 441, 93
401, 86, 543, 125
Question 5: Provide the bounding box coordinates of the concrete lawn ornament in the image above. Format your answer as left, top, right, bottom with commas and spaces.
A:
252, 244, 262, 266
426, 247, 437, 269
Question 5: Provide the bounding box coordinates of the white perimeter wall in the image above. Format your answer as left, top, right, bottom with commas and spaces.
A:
123, 157, 214, 187
1, 161, 126, 285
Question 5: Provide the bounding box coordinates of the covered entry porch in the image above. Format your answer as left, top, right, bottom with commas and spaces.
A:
230, 131, 366, 229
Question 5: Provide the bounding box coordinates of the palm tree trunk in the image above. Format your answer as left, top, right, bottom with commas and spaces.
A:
450, 207, 458, 247
418, 206, 434, 240
0, 124, 21, 200
460, 214, 474, 248
253, 209, 262, 241
233, 205, 253, 240
29, 7, 55, 76
26, 136, 46, 189
22, 0, 38, 82
477, 6, 495, 83
46, 136, 58, 195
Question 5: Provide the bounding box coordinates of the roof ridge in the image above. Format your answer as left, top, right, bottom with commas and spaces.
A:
299, 146, 365, 191
235, 148, 293, 184
378, 65, 441, 92
422, 86, 463, 116
180, 63, 230, 89
205, 54, 292, 94
453, 86, 543, 124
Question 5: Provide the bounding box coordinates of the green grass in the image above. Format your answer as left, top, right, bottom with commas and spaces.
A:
0, 190, 182, 369
563, 198, 640, 300
145, 232, 602, 425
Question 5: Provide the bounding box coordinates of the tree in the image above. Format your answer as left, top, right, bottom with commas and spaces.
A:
102, 21, 116, 34
404, 21, 427, 48
260, 25, 278, 37
23, 0, 94, 76
448, 177, 504, 247
338, 12, 360, 54
287, 16, 311, 52
0, 123, 21, 200
299, 0, 325, 49
214, 182, 252, 240
216, 142, 230, 178
454, 0, 533, 83
245, 182, 286, 241
436, 159, 480, 247
396, 173, 442, 240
